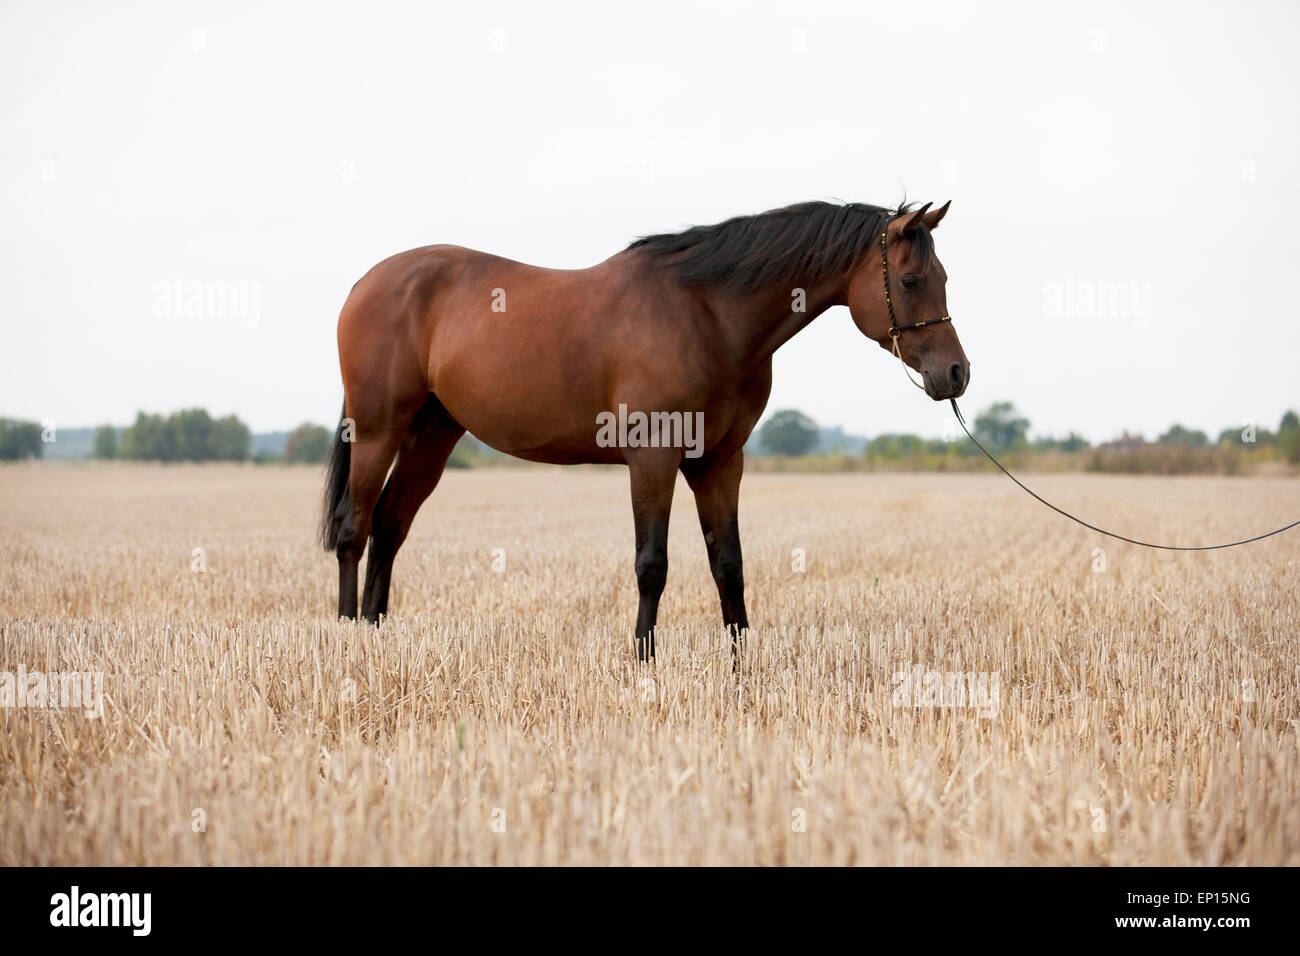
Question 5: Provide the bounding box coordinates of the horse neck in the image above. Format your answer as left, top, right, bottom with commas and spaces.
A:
706, 272, 850, 369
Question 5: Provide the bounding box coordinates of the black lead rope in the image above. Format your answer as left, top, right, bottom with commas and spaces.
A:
949, 399, 1300, 551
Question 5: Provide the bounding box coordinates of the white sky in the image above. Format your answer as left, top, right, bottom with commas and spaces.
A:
2, 0, 1297, 442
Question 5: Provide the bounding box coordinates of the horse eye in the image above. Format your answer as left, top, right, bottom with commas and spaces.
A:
900, 275, 920, 291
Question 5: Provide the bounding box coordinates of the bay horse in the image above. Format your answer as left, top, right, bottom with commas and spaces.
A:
320, 199, 970, 661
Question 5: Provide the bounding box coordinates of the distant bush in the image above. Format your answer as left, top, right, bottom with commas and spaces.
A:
758, 409, 820, 456
93, 425, 117, 460
861, 433, 982, 472
284, 423, 331, 463
1281, 411, 1300, 464
1086, 444, 1245, 475
1157, 424, 1208, 448
0, 418, 43, 460
1032, 433, 1090, 453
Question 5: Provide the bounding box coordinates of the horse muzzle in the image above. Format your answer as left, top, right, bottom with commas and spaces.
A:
922, 361, 969, 400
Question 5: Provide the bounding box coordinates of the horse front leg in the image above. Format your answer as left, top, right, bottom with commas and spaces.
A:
683, 449, 749, 667
626, 448, 681, 661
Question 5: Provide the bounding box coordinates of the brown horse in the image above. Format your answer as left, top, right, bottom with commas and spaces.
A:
320, 199, 969, 660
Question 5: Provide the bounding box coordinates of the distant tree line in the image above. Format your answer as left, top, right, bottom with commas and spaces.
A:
2, 411, 338, 463
94, 410, 253, 461
5, 403, 1298, 472
84, 414, 344, 463
753, 403, 1300, 474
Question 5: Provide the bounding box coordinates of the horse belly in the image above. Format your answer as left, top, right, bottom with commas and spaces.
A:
430, 333, 622, 464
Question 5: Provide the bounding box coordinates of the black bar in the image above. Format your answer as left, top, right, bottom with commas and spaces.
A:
0, 866, 1282, 944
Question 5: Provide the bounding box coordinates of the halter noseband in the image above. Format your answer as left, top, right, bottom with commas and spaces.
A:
880, 219, 953, 390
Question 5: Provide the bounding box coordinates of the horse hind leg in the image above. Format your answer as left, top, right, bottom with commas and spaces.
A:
360, 396, 466, 623
334, 397, 423, 620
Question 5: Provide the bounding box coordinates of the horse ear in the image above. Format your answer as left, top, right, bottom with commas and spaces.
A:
923, 200, 951, 230
895, 202, 932, 235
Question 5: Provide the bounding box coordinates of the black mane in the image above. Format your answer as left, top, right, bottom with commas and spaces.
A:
627, 200, 928, 291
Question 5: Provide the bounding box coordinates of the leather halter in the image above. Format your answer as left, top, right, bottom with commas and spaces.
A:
880, 219, 953, 390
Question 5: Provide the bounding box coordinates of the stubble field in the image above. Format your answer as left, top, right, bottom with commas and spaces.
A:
1, 462, 1297, 865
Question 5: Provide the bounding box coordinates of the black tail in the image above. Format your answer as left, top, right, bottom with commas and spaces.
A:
319, 401, 350, 551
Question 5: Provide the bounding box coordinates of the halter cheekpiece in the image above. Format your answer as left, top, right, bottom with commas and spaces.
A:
880, 218, 953, 390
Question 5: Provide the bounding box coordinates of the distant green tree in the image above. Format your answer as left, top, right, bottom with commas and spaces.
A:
174, 408, 215, 461
973, 402, 1029, 452
120, 412, 171, 460
284, 423, 331, 463
758, 409, 820, 456
0, 418, 43, 460
1217, 425, 1274, 447
1279, 410, 1300, 464
1157, 424, 1208, 447
93, 425, 117, 459
118, 414, 147, 459
209, 415, 250, 461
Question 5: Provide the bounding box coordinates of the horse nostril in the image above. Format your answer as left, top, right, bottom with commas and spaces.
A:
949, 364, 967, 390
